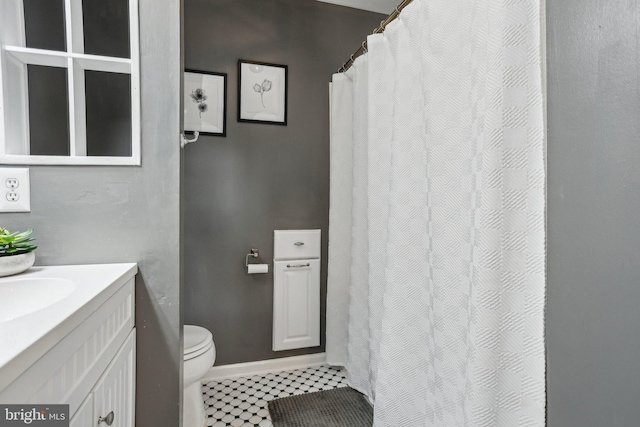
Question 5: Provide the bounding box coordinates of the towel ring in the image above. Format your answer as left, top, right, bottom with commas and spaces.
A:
180, 131, 199, 148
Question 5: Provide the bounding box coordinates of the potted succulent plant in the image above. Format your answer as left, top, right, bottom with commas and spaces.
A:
0, 228, 37, 277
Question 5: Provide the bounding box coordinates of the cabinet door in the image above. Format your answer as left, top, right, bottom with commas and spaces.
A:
69, 394, 93, 427
93, 330, 136, 427
273, 259, 320, 351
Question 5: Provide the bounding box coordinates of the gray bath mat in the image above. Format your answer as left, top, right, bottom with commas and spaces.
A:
268, 386, 373, 427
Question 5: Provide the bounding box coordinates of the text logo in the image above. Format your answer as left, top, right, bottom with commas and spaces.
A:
0, 405, 68, 427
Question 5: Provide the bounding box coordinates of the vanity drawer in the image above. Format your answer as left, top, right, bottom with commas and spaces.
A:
274, 229, 321, 260
0, 278, 134, 417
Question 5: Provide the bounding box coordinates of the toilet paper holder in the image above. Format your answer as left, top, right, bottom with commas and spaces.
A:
245, 248, 259, 267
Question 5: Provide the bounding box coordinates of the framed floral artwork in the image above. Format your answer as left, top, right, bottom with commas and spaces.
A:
238, 60, 288, 125
184, 69, 227, 137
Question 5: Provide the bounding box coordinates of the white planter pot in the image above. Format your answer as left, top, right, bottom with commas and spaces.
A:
0, 252, 35, 277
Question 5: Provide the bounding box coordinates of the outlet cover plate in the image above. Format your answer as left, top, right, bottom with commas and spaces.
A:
0, 168, 30, 212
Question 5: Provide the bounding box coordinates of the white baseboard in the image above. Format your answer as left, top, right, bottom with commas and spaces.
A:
202, 352, 327, 382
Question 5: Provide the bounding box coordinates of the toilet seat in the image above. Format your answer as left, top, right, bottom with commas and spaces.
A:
184, 325, 213, 361
183, 324, 216, 427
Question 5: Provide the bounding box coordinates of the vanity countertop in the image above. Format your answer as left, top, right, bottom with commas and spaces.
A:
0, 263, 137, 392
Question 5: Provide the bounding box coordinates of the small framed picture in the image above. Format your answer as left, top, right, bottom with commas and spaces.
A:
238, 60, 288, 125
184, 69, 227, 136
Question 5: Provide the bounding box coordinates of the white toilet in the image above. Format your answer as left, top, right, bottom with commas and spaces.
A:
183, 325, 216, 427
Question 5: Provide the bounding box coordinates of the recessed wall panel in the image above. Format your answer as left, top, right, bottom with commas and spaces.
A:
23, 0, 66, 52
85, 70, 132, 157
27, 65, 70, 156
83, 0, 130, 58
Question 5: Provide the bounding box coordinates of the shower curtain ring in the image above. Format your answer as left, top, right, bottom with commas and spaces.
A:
396, 6, 401, 14
362, 41, 367, 53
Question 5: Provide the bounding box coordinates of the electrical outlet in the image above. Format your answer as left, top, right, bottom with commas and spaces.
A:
0, 168, 30, 212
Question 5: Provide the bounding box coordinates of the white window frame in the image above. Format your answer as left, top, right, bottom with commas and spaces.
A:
0, 0, 140, 166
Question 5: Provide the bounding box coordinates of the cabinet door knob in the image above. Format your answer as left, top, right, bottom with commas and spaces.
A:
294, 241, 305, 246
98, 411, 115, 426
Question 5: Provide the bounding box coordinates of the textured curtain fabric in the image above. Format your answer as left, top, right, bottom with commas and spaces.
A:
326, 74, 354, 367
327, 0, 545, 425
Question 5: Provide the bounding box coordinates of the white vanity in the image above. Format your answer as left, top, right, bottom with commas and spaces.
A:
0, 263, 137, 426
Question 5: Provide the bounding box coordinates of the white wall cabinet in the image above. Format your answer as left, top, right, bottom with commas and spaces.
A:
273, 230, 321, 351
0, 0, 140, 165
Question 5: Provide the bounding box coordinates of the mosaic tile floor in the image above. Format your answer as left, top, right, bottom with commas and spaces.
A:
201, 365, 348, 427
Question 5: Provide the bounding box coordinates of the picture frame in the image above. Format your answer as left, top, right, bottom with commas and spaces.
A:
238, 60, 288, 125
184, 69, 227, 137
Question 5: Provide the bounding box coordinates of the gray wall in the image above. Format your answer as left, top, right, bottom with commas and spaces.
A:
2, 1, 183, 426
546, 0, 640, 425
183, 0, 383, 365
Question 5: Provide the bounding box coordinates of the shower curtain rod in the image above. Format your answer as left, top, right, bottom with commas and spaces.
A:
337, 0, 414, 73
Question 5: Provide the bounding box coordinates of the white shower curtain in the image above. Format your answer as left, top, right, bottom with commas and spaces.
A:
326, 0, 546, 425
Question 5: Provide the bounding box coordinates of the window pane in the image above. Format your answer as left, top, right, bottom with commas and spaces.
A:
23, 0, 66, 52
85, 71, 132, 157
83, 0, 130, 59
27, 65, 70, 156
